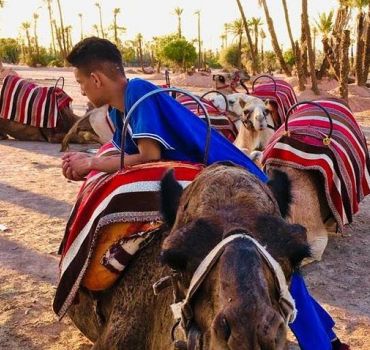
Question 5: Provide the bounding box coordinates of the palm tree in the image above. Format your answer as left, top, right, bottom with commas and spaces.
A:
224, 23, 229, 47
43, 0, 56, 55
93, 24, 99, 37
312, 26, 318, 57
78, 13, 83, 41
302, 0, 319, 94
220, 33, 226, 49
174, 7, 183, 38
95, 2, 105, 39
113, 8, 121, 45
56, 0, 67, 59
281, 0, 296, 57
362, 5, 370, 85
228, 19, 244, 69
135, 33, 145, 72
235, 0, 259, 73
258, 0, 291, 76
21, 22, 32, 58
194, 10, 202, 69
316, 10, 337, 79
352, 0, 370, 85
33, 13, 40, 56
249, 17, 263, 56
260, 28, 266, 71
339, 30, 351, 100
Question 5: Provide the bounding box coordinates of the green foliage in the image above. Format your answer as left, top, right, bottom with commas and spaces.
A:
24, 47, 58, 67
204, 50, 222, 69
315, 10, 334, 37
152, 34, 180, 67
218, 43, 241, 68
0, 38, 21, 64
283, 49, 296, 67
162, 37, 197, 70
263, 51, 278, 73
121, 46, 136, 64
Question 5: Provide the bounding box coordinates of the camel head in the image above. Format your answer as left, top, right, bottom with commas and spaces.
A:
159, 164, 310, 350
212, 71, 250, 94
228, 94, 274, 132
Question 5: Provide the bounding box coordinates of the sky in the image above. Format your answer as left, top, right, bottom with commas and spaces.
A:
0, 0, 340, 52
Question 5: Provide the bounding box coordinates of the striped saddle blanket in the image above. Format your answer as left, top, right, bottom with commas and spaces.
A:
176, 95, 238, 142
252, 78, 297, 129
0, 75, 72, 128
262, 99, 370, 231
53, 154, 203, 318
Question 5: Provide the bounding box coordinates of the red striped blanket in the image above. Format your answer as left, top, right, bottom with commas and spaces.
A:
53, 152, 203, 318
0, 75, 72, 128
176, 95, 238, 142
252, 78, 297, 128
262, 99, 370, 231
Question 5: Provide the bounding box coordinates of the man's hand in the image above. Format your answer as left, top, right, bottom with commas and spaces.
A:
62, 152, 92, 181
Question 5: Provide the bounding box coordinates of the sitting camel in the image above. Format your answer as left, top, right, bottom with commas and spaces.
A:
64, 163, 310, 349
0, 75, 106, 145
211, 93, 276, 154
263, 99, 370, 261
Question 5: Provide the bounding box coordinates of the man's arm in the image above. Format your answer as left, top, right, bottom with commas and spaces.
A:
63, 138, 161, 180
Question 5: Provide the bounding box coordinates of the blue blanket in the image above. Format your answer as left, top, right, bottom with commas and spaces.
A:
110, 78, 267, 182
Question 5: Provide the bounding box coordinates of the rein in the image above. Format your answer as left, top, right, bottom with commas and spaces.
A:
154, 232, 297, 349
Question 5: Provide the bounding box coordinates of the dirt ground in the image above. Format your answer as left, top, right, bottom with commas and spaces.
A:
0, 66, 369, 350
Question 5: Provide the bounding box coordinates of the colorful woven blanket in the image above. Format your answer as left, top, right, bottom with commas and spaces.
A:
53, 151, 203, 318
0, 75, 72, 128
262, 99, 370, 231
176, 95, 238, 142
252, 78, 297, 128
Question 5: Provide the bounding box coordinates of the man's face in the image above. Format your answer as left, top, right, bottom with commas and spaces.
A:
74, 67, 105, 108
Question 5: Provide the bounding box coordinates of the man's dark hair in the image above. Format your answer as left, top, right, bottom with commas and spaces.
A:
67, 37, 125, 79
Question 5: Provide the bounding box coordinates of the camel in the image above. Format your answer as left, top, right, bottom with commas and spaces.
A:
210, 93, 276, 154
160, 164, 310, 349
0, 107, 101, 144
212, 70, 250, 94
0, 74, 103, 145
65, 163, 310, 349
60, 104, 114, 151
263, 99, 370, 261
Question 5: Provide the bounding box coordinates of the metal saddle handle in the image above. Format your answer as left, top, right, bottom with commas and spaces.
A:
285, 100, 334, 145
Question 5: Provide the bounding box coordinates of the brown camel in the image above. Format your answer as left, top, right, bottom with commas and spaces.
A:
67, 163, 309, 349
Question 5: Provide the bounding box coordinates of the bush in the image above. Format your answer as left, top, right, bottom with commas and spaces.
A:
0, 38, 21, 64
218, 44, 241, 69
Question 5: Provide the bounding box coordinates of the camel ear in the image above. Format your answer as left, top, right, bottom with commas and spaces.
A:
267, 169, 292, 218
160, 169, 183, 228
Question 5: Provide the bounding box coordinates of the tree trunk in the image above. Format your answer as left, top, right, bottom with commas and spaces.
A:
295, 41, 306, 91
56, 0, 67, 59
355, 11, 365, 85
317, 57, 329, 80
300, 13, 309, 78
235, 0, 259, 74
339, 30, 350, 101
238, 34, 242, 69
260, 0, 291, 76
322, 37, 340, 80
46, 1, 56, 55
302, 0, 319, 94
282, 0, 296, 57
361, 7, 370, 85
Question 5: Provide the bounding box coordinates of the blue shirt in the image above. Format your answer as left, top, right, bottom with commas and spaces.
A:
110, 78, 267, 182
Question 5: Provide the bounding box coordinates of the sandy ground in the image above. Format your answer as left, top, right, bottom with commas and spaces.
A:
0, 66, 369, 350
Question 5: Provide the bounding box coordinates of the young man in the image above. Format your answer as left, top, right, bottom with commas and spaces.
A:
62, 37, 349, 350
62, 36, 265, 182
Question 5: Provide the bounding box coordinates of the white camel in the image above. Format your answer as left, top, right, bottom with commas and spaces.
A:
211, 93, 275, 154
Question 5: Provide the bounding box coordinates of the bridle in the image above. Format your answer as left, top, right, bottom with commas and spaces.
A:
241, 109, 275, 131
154, 232, 297, 350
